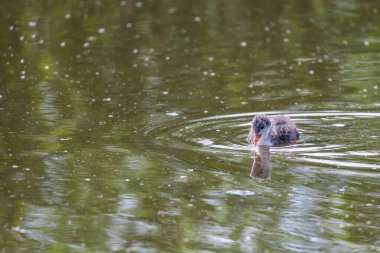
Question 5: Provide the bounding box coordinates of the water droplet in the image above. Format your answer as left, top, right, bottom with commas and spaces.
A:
83, 42, 90, 48
65, 13, 71, 19
194, 16, 201, 22
28, 21, 37, 28
240, 41, 247, 47
60, 41, 66, 47
309, 70, 315, 75
44, 65, 49, 70
98, 27, 106, 33
364, 40, 370, 46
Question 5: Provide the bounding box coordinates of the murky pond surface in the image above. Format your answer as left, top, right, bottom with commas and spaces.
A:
1, 1, 380, 252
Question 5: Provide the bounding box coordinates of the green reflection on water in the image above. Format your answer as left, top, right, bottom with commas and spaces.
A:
0, 0, 380, 252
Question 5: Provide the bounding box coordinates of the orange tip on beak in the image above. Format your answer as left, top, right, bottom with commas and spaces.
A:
254, 134, 260, 145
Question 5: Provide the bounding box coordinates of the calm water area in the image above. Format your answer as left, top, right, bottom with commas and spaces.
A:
0, 1, 379, 252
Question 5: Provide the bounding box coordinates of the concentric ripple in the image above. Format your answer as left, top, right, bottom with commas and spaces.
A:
143, 111, 380, 171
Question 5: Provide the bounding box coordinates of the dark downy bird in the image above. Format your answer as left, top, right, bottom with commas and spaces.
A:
247, 114, 299, 147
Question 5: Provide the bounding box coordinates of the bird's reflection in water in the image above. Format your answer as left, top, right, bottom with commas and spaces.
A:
250, 146, 272, 180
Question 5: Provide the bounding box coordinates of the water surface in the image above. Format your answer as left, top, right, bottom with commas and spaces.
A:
0, 1, 380, 252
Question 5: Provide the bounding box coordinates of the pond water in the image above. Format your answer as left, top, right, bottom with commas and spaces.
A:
0, 1, 380, 252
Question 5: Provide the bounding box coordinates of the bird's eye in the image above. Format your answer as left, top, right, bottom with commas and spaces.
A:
260, 125, 264, 130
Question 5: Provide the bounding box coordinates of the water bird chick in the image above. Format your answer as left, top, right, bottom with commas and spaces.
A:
247, 114, 299, 147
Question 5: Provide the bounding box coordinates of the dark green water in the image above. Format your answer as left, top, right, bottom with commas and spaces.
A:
0, 1, 380, 252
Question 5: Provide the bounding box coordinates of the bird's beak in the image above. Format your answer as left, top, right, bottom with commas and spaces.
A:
254, 134, 261, 145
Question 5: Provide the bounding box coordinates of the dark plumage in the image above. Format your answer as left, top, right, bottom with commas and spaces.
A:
247, 114, 299, 146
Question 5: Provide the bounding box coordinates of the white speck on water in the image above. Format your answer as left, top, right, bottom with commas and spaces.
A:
194, 16, 201, 22
132, 49, 138, 54
343, 40, 348, 45
84, 178, 91, 182
286, 29, 292, 34
20, 75, 25, 80
209, 72, 216, 76
125, 178, 130, 182
9, 26, 14, 31
179, 175, 187, 179
98, 27, 106, 33
310, 237, 319, 242
264, 26, 270, 32
44, 65, 49, 70
60, 41, 66, 47
203, 110, 208, 114
39, 39, 44, 45
240, 41, 247, 47
108, 114, 114, 118
203, 71, 208, 76
31, 33, 37, 39
168, 7, 177, 14
364, 40, 370, 46
20, 59, 25, 64
88, 36, 96, 41
28, 21, 37, 28
126, 23, 132, 28
83, 42, 90, 48
309, 70, 315, 75
226, 189, 256, 196
162, 91, 169, 95
12, 227, 26, 233
283, 38, 289, 43
197, 138, 213, 146
328, 78, 332, 82
102, 97, 111, 102
11, 165, 19, 169
165, 56, 170, 61
166, 112, 179, 116
65, 13, 71, 19
19, 36, 24, 41
208, 56, 214, 61
135, 1, 143, 7
95, 71, 99, 75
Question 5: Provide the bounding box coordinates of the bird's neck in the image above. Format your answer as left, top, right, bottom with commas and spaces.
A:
257, 128, 272, 147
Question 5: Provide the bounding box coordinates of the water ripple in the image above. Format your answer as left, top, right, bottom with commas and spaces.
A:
141, 111, 380, 172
